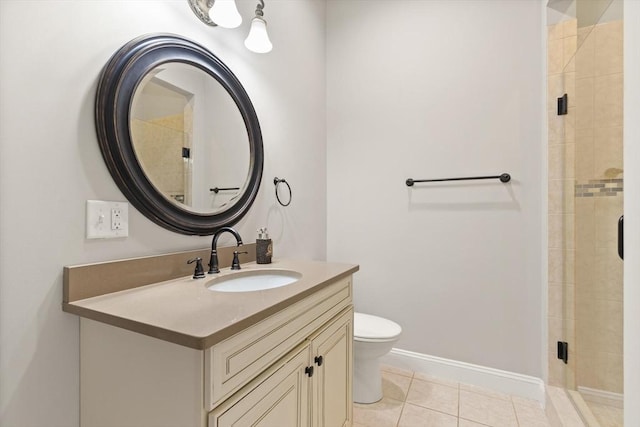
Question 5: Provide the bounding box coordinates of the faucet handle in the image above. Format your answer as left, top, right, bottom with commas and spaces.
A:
187, 257, 205, 279
231, 251, 249, 270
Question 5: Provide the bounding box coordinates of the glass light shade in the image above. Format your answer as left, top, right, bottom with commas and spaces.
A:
209, 0, 242, 29
244, 17, 273, 53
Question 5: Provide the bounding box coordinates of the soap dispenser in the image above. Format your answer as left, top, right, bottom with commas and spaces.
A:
256, 227, 272, 264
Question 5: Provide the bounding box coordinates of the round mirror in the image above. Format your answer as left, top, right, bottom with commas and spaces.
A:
95, 34, 263, 235
130, 62, 251, 214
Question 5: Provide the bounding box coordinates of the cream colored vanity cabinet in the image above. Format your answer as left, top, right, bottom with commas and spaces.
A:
310, 307, 353, 427
79, 275, 353, 427
209, 307, 353, 427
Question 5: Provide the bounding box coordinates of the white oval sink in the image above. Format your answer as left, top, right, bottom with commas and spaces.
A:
206, 269, 302, 292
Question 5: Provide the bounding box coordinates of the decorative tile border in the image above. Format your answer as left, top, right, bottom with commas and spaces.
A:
575, 179, 623, 197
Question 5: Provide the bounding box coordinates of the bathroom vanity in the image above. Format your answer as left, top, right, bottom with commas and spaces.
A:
80, 33, 359, 426
63, 253, 357, 427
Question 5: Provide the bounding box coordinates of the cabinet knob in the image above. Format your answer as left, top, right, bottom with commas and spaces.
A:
314, 355, 323, 366
305, 366, 314, 377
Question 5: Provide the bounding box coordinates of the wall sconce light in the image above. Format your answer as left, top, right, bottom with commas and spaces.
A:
209, 0, 242, 28
188, 0, 272, 53
244, 0, 273, 53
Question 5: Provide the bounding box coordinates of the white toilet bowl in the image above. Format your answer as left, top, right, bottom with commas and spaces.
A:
353, 312, 402, 404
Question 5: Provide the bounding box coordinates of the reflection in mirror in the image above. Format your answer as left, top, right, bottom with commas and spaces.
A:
130, 63, 250, 215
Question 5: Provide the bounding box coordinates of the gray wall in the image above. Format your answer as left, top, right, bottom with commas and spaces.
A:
326, 0, 545, 377
0, 1, 327, 425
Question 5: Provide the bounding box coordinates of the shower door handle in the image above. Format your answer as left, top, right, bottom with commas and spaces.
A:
618, 215, 624, 260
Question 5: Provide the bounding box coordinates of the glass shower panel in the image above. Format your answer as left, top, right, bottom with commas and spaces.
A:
573, 0, 624, 413
547, 0, 623, 424
552, 0, 624, 424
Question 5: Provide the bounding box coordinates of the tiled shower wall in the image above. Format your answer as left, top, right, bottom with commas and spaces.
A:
547, 18, 624, 395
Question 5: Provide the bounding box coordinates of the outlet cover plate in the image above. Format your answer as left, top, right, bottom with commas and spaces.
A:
86, 200, 129, 239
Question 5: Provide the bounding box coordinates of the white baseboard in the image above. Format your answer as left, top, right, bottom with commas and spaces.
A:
577, 386, 624, 409
381, 348, 546, 404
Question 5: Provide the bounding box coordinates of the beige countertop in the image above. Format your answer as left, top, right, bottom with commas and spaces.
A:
64, 258, 358, 350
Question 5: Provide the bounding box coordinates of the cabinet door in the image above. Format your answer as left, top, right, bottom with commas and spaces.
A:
208, 343, 310, 427
310, 307, 353, 427
206, 276, 352, 410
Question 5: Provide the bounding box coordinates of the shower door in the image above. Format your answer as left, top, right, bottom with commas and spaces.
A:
548, 0, 624, 424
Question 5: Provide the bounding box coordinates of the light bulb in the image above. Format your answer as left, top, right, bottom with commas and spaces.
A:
209, 0, 242, 29
244, 17, 273, 53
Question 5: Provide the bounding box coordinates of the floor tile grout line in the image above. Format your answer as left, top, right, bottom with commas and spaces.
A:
395, 374, 414, 427
458, 417, 493, 427
395, 401, 405, 427
457, 382, 461, 421
404, 373, 464, 426
403, 401, 461, 420
403, 371, 461, 418
512, 397, 521, 427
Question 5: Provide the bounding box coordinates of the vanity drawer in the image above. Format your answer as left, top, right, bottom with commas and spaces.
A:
205, 276, 352, 410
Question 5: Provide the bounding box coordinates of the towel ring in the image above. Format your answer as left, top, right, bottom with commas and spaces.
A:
273, 177, 292, 207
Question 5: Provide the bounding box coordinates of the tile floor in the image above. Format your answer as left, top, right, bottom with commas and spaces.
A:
353, 365, 551, 427
585, 401, 623, 427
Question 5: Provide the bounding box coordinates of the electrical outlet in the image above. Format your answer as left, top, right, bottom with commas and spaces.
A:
111, 207, 123, 230
86, 200, 129, 239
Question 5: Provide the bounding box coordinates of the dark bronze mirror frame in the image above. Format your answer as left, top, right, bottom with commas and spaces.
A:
95, 33, 263, 235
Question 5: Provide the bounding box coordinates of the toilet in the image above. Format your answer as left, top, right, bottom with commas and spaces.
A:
353, 312, 402, 404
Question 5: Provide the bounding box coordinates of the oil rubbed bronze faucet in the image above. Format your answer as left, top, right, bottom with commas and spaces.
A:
187, 257, 206, 279
208, 227, 243, 274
